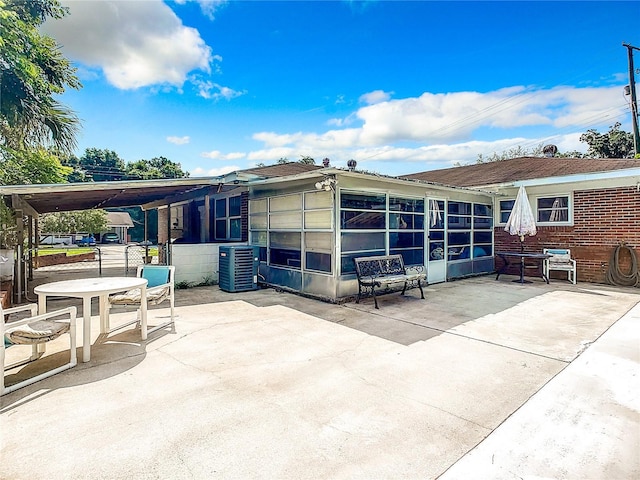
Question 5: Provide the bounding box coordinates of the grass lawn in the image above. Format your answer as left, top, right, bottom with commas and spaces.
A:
37, 247, 95, 256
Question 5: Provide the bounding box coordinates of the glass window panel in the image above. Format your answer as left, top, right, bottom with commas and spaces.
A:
341, 232, 385, 252
429, 242, 445, 260
472, 245, 491, 258
448, 216, 472, 229
258, 246, 267, 262
270, 194, 301, 212
229, 196, 242, 216
215, 219, 226, 239
390, 248, 424, 266
448, 202, 471, 215
269, 211, 302, 229
340, 193, 386, 210
390, 213, 424, 230
389, 232, 424, 249
474, 204, 492, 217
499, 200, 514, 223
230, 218, 241, 239
389, 197, 425, 213
304, 210, 332, 229
538, 209, 568, 223
306, 252, 331, 273
270, 232, 301, 249
473, 231, 493, 244
474, 217, 493, 229
448, 231, 470, 246
305, 232, 332, 251
305, 190, 332, 209
250, 214, 267, 229
537, 196, 569, 223
429, 231, 444, 241
340, 211, 385, 229
537, 196, 568, 209
270, 249, 301, 269
448, 246, 470, 261
428, 200, 445, 229
341, 251, 385, 274
215, 198, 226, 218
251, 231, 267, 246
250, 199, 267, 214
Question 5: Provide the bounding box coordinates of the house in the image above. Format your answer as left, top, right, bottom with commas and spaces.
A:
2, 157, 638, 304
403, 156, 640, 284
104, 211, 134, 243
157, 163, 496, 299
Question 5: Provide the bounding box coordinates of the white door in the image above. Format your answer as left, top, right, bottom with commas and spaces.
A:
427, 198, 446, 283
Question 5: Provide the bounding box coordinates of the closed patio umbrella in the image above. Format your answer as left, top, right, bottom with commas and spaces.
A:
504, 185, 537, 253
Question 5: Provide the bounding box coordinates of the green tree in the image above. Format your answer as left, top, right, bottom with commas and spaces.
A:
0, 145, 71, 185
475, 144, 544, 164
73, 148, 127, 182
39, 210, 108, 235
126, 156, 189, 180
579, 122, 636, 158
299, 156, 315, 165
0, 0, 81, 154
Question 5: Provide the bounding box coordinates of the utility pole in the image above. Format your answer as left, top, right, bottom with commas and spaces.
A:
623, 43, 640, 157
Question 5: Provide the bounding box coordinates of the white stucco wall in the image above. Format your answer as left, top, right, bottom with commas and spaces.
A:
170, 243, 248, 285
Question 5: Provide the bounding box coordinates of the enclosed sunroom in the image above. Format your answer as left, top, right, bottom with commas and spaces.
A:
248, 168, 495, 301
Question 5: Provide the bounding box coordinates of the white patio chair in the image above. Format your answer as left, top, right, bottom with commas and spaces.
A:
2, 304, 77, 396
543, 248, 577, 284
106, 265, 175, 337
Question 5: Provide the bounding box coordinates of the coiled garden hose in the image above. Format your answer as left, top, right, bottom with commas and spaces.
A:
606, 243, 640, 287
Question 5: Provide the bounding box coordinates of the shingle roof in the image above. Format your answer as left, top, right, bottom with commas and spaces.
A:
402, 157, 640, 187
241, 162, 322, 178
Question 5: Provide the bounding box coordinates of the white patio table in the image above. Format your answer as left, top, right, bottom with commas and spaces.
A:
35, 277, 147, 362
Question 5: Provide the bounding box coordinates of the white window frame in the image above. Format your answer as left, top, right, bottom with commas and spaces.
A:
534, 193, 573, 226
496, 193, 573, 226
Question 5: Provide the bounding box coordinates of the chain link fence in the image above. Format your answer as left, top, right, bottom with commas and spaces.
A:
124, 244, 161, 275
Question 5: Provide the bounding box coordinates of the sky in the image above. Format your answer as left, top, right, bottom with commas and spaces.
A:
41, 0, 640, 178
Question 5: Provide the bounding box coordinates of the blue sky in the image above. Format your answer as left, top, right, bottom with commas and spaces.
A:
42, 0, 640, 178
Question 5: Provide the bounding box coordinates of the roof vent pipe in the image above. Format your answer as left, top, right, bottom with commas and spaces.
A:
347, 159, 357, 171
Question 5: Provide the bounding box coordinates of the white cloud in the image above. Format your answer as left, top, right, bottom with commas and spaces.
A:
167, 136, 190, 145
175, 0, 228, 20
191, 164, 240, 177
249, 85, 626, 159
200, 150, 246, 160
359, 90, 393, 105
192, 79, 246, 100
43, 0, 212, 89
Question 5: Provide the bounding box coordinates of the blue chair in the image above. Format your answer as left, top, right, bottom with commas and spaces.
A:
106, 265, 175, 337
2, 304, 77, 396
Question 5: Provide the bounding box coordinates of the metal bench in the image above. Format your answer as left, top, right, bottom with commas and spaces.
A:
353, 254, 426, 309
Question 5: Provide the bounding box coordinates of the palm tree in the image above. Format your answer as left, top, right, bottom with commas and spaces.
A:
0, 0, 81, 154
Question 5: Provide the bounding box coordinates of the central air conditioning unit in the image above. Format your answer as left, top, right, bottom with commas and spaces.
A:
218, 245, 260, 293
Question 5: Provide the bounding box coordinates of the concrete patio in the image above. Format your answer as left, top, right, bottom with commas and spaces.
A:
1, 274, 639, 479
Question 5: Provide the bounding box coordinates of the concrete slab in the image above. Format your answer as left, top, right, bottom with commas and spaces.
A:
440, 298, 640, 480
1, 277, 639, 479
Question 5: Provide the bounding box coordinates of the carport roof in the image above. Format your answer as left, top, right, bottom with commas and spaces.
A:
0, 178, 219, 214
0, 162, 323, 215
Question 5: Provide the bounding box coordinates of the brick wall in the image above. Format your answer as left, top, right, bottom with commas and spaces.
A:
241, 191, 249, 242
495, 186, 640, 284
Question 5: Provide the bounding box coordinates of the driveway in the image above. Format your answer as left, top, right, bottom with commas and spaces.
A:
1, 277, 639, 479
